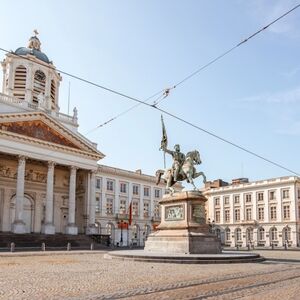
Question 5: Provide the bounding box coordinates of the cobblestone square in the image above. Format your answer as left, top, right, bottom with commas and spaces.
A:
0, 250, 300, 299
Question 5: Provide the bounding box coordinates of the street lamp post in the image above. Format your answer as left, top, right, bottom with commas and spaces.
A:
120, 220, 123, 245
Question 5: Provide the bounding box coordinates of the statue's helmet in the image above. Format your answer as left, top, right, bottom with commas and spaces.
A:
174, 144, 180, 151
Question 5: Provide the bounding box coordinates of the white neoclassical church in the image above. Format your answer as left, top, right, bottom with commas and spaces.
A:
0, 33, 166, 244
0, 32, 105, 235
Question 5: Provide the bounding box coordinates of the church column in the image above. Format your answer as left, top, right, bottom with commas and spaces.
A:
7, 62, 14, 96
66, 166, 78, 235
42, 161, 56, 234
86, 170, 97, 234
12, 156, 26, 234
25, 63, 33, 102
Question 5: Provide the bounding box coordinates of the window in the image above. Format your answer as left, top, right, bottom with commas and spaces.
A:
283, 205, 290, 220
245, 194, 252, 203
215, 210, 220, 223
246, 208, 252, 221
106, 180, 114, 191
214, 197, 220, 206
143, 201, 150, 217
50, 80, 56, 109
235, 228, 242, 241
95, 196, 101, 212
298, 189, 300, 199
13, 65, 27, 100
120, 183, 127, 193
106, 198, 113, 215
257, 192, 264, 201
234, 195, 240, 204
225, 210, 230, 222
144, 187, 150, 197
258, 227, 265, 241
234, 209, 240, 222
283, 227, 291, 241
269, 191, 276, 200
270, 206, 277, 220
270, 227, 277, 241
246, 228, 253, 241
33, 70, 46, 103
133, 185, 139, 195
225, 228, 231, 241
224, 196, 230, 205
119, 199, 126, 214
154, 201, 160, 218
282, 189, 289, 199
258, 207, 264, 221
132, 201, 139, 216
96, 178, 101, 189
155, 189, 161, 198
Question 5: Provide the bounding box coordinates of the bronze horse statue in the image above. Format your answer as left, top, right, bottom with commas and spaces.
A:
156, 150, 206, 193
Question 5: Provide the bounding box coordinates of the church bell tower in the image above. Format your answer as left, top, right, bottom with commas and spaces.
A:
1, 30, 62, 112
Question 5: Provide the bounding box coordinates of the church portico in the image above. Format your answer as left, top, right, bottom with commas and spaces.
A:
0, 151, 101, 235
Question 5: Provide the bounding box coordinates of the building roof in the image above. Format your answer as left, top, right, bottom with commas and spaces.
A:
14, 47, 50, 64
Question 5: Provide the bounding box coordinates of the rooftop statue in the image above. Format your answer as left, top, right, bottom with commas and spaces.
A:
156, 116, 206, 193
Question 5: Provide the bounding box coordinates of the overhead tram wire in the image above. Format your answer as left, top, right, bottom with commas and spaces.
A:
84, 2, 300, 125
0, 4, 299, 175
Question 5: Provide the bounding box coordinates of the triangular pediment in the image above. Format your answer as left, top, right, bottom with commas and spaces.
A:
0, 112, 104, 160
0, 120, 80, 149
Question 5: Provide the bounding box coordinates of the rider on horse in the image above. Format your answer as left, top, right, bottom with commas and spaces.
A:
162, 144, 185, 181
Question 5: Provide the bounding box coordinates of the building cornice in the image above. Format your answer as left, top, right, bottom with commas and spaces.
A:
97, 164, 167, 187
0, 129, 101, 160
204, 176, 300, 196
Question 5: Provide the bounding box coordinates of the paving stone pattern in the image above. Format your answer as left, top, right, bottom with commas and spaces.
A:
0, 250, 299, 299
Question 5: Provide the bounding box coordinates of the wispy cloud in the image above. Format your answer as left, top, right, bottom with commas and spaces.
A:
238, 86, 300, 104
247, 0, 300, 37
281, 67, 300, 78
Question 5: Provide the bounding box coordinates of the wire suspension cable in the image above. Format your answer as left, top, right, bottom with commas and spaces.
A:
85, 2, 300, 126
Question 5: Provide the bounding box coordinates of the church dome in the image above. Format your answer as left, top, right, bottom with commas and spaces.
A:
14, 47, 50, 63
14, 31, 50, 64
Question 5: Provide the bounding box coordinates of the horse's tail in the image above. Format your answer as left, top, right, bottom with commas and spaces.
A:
155, 170, 163, 185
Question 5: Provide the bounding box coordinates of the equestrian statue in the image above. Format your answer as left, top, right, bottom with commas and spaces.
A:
156, 116, 207, 193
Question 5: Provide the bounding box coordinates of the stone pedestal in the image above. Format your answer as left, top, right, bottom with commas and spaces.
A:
42, 223, 56, 235
86, 224, 98, 235
145, 191, 221, 254
66, 224, 78, 235
12, 220, 26, 234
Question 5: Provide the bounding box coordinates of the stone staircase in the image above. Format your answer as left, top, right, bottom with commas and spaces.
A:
0, 233, 110, 251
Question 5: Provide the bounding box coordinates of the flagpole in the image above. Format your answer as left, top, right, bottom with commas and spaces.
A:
160, 114, 168, 169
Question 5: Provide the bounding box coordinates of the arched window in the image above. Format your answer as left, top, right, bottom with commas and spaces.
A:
144, 224, 151, 238
246, 227, 253, 242
132, 224, 140, 239
283, 226, 291, 241
13, 65, 27, 100
215, 228, 221, 239
33, 70, 46, 103
258, 227, 265, 241
225, 228, 231, 241
235, 228, 242, 241
50, 79, 56, 109
270, 227, 277, 241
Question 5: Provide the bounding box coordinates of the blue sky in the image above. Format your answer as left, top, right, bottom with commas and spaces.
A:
1, 0, 300, 186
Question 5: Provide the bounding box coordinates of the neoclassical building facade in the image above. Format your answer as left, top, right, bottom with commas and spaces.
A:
205, 177, 300, 248
0, 33, 164, 244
